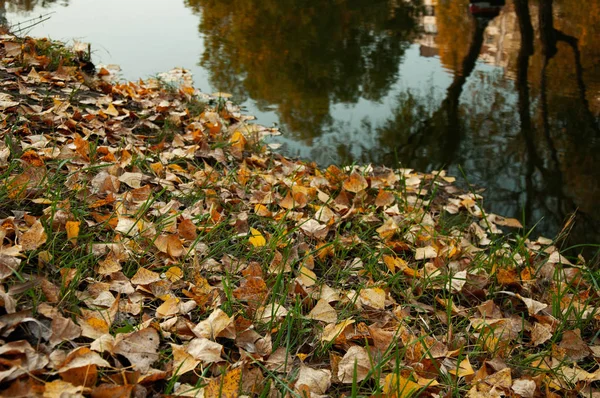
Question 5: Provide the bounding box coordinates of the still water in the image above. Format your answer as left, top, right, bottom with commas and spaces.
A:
3, 0, 600, 257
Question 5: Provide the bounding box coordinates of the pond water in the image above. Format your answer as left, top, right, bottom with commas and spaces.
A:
3, 0, 600, 257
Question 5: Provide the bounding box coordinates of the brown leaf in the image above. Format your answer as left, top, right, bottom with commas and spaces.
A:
358, 287, 386, 310
41, 278, 61, 303
296, 364, 331, 395
338, 346, 371, 383
375, 189, 395, 207
531, 323, 553, 346
233, 276, 268, 304
186, 337, 223, 363
192, 308, 235, 340
170, 343, 200, 376
307, 299, 338, 323
43, 379, 84, 398
20, 220, 47, 251
558, 329, 591, 361
178, 218, 197, 241
511, 378, 536, 398
50, 315, 82, 347
154, 234, 184, 257
113, 328, 160, 373
130, 267, 161, 285
91, 384, 134, 398
322, 319, 355, 342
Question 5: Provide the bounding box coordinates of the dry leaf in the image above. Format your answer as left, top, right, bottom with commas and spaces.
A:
112, 327, 160, 373
130, 268, 161, 285
322, 319, 354, 342
171, 344, 200, 376
20, 220, 47, 251
296, 364, 331, 395
186, 337, 223, 364
343, 172, 368, 193
307, 299, 337, 323
66, 221, 80, 245
193, 308, 235, 340
338, 346, 372, 383
154, 234, 184, 257
383, 373, 420, 397
358, 287, 386, 310
204, 367, 241, 398
511, 378, 536, 397
449, 357, 475, 377
248, 228, 266, 247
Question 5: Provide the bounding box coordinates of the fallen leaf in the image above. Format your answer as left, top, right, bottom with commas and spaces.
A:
322, 319, 355, 342
343, 172, 368, 193
383, 373, 420, 397
204, 367, 241, 398
338, 346, 372, 383
43, 379, 84, 398
130, 268, 161, 285
307, 299, 337, 323
20, 220, 47, 251
154, 234, 184, 257
248, 228, 266, 247
66, 221, 80, 245
449, 357, 475, 377
112, 327, 160, 373
511, 378, 536, 398
186, 337, 223, 363
296, 364, 331, 395
193, 308, 235, 340
358, 287, 386, 310
171, 344, 200, 376
415, 246, 437, 260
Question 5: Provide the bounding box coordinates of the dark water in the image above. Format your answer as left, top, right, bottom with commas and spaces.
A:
3, 0, 600, 257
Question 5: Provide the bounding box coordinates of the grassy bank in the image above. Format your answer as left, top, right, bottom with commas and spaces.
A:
0, 34, 599, 397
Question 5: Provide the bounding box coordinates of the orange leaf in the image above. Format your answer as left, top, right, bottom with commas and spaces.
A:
342, 171, 368, 193
74, 134, 90, 161
375, 189, 395, 207
66, 221, 80, 245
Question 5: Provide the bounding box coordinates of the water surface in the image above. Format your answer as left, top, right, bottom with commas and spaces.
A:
3, 0, 600, 256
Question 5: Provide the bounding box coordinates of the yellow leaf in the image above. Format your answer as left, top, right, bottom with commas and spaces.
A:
165, 266, 183, 282
66, 221, 80, 245
383, 373, 420, 397
321, 319, 354, 342
105, 103, 119, 117
204, 367, 241, 398
248, 228, 266, 247
449, 356, 475, 377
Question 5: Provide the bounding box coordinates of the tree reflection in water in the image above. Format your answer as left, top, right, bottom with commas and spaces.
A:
3, 0, 600, 258
185, 0, 422, 141
376, 0, 600, 258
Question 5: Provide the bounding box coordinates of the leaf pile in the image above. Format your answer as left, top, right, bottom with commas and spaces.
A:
1, 35, 600, 397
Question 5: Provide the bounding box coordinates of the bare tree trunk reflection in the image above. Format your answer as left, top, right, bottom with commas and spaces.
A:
514, 0, 537, 224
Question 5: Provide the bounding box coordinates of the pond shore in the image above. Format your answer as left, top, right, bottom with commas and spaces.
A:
1, 35, 599, 397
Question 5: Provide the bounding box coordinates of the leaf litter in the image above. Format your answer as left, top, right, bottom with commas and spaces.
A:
0, 34, 599, 397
